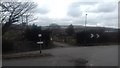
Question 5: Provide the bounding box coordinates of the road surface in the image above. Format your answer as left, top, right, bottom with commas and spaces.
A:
2, 45, 118, 66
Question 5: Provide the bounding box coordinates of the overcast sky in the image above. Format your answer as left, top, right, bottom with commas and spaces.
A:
30, 0, 119, 28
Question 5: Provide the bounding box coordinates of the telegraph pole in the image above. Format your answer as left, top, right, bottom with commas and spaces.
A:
85, 14, 87, 28
85, 14, 87, 45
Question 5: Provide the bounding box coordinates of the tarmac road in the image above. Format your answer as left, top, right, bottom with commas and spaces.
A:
2, 45, 118, 66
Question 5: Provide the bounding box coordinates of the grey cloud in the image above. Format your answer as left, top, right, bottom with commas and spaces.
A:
36, 18, 53, 26
97, 12, 117, 20
97, 3, 116, 12
33, 6, 49, 14
35, 15, 117, 28
77, 2, 98, 5
70, 2, 98, 6
103, 19, 118, 28
67, 8, 82, 17
72, 11, 117, 27
37, 7, 49, 14
36, 17, 75, 26
36, 17, 72, 26
88, 2, 117, 13
67, 2, 82, 17
67, 2, 98, 17
34, 2, 117, 28
95, 14, 117, 28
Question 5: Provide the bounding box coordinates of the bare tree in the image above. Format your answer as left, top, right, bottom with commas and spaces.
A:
66, 24, 75, 36
0, 1, 37, 35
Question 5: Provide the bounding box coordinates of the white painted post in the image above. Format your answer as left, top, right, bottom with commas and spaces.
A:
37, 34, 43, 54
38, 34, 42, 37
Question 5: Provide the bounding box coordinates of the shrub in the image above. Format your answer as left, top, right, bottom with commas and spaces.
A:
24, 25, 41, 42
2, 38, 14, 53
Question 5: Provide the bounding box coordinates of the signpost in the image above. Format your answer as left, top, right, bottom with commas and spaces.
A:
90, 34, 94, 38
96, 34, 100, 38
90, 33, 100, 44
37, 34, 43, 54
90, 34, 100, 38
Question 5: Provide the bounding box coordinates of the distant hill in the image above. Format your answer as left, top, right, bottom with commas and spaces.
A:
41, 25, 118, 33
